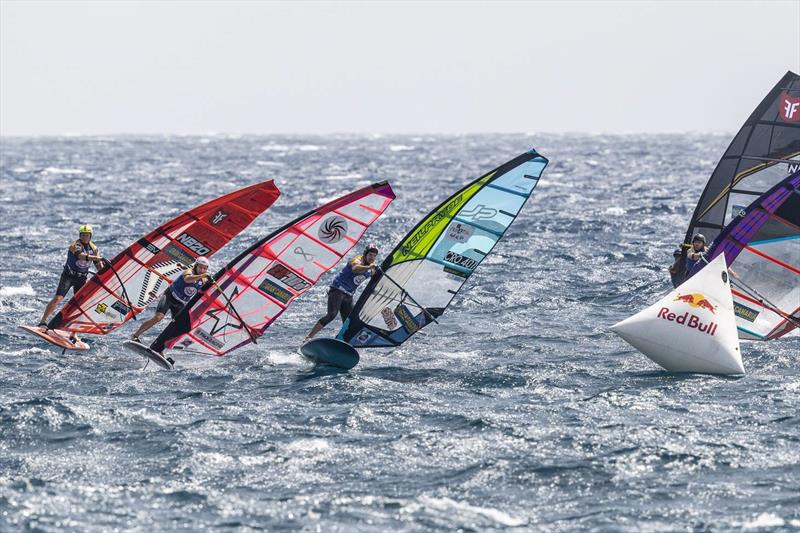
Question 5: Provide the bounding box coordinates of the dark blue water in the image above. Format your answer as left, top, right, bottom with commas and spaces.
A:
1, 135, 798, 531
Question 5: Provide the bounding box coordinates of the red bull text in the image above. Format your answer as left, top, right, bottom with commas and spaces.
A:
657, 308, 718, 336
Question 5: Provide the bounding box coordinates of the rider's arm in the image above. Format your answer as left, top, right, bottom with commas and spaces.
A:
183, 270, 212, 283
70, 242, 103, 262
350, 257, 374, 274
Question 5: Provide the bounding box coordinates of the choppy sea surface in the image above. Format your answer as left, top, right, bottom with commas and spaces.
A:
0, 134, 798, 531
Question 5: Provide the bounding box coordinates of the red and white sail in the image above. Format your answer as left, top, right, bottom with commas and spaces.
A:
49, 180, 281, 335
153, 181, 396, 356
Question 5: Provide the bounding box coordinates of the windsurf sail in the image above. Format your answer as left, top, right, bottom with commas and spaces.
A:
689, 171, 800, 340
150, 181, 396, 356
48, 180, 281, 335
338, 149, 548, 348
677, 71, 800, 282
612, 253, 743, 375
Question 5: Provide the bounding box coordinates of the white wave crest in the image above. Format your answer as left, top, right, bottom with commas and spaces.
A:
415, 496, 526, 527
0, 284, 35, 297
43, 167, 86, 175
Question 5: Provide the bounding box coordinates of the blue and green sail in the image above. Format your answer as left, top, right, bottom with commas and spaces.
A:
338, 149, 548, 348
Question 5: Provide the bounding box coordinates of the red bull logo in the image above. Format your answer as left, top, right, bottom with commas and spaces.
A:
657, 308, 718, 336
673, 293, 716, 314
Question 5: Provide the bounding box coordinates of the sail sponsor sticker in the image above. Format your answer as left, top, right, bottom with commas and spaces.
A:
111, 301, 130, 316
381, 307, 398, 329
779, 91, 800, 123
267, 263, 310, 292
258, 278, 293, 304
163, 243, 197, 267
733, 301, 760, 323
95, 302, 121, 320
446, 222, 473, 243
195, 328, 225, 350
318, 215, 348, 244
355, 328, 376, 344
394, 304, 420, 333
443, 266, 468, 280
175, 232, 212, 256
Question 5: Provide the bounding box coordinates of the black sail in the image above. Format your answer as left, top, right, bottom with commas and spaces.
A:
684, 71, 800, 247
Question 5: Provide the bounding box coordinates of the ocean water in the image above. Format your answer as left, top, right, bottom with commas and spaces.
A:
0, 134, 797, 531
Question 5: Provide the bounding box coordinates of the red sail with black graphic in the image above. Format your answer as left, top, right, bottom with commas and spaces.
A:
48, 180, 281, 335
150, 181, 395, 356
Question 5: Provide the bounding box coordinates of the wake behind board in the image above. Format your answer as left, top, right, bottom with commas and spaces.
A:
19, 325, 90, 351
122, 340, 174, 370
300, 338, 360, 370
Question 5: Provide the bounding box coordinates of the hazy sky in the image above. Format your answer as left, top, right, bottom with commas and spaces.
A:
1, 0, 799, 135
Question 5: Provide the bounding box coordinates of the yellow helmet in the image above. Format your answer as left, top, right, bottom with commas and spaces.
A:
78, 224, 93, 236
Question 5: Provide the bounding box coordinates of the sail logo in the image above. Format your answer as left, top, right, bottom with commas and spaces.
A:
779, 91, 800, 122
731, 204, 747, 219
318, 216, 348, 244
400, 194, 463, 256
209, 210, 228, 225
293, 246, 314, 262
138, 238, 161, 255
673, 292, 716, 314
461, 204, 498, 221
176, 233, 212, 256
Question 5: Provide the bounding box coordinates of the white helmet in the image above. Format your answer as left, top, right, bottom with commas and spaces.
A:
194, 256, 210, 268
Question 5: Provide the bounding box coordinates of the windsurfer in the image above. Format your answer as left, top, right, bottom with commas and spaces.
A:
130, 257, 212, 343
304, 244, 379, 340
39, 224, 106, 331
684, 234, 708, 279
668, 248, 683, 288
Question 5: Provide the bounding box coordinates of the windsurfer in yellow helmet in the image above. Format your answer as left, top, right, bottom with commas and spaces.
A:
38, 224, 106, 329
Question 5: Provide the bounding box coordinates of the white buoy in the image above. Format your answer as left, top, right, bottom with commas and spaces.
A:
611, 253, 744, 375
